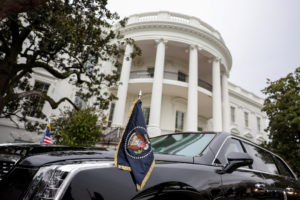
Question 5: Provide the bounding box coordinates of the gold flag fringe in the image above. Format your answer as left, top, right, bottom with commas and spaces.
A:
136, 160, 155, 191
114, 98, 139, 171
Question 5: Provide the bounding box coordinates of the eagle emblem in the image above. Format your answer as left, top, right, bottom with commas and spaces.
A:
127, 131, 150, 155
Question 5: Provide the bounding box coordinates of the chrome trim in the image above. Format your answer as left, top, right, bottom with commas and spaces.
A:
212, 135, 297, 179
211, 136, 230, 165
274, 156, 298, 180
238, 167, 286, 177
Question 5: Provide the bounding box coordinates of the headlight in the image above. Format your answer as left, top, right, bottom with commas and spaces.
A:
23, 165, 68, 200
23, 161, 113, 200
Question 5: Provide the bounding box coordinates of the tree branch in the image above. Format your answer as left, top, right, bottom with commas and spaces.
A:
16, 90, 79, 110
0, 33, 9, 53
9, 64, 32, 86
0, 0, 49, 19
34, 61, 75, 79
8, 15, 20, 46
8, 114, 20, 128
34, 61, 91, 85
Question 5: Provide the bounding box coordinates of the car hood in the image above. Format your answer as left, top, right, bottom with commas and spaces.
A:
19, 151, 194, 167
0, 144, 194, 167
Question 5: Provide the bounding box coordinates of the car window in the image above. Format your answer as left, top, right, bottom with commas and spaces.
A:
243, 142, 279, 175
215, 138, 244, 165
273, 156, 294, 178
150, 133, 215, 157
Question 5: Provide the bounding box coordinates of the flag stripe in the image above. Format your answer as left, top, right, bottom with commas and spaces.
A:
41, 124, 53, 144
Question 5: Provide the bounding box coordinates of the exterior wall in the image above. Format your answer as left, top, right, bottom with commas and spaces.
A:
121, 94, 212, 135
0, 11, 268, 145
228, 82, 268, 143
119, 83, 267, 144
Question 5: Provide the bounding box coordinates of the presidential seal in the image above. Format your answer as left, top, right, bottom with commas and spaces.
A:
125, 126, 152, 159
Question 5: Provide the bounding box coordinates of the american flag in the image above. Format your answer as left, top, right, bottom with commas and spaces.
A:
41, 124, 53, 144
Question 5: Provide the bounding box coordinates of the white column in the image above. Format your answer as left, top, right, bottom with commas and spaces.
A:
212, 58, 223, 132
222, 72, 230, 132
112, 44, 133, 127
186, 45, 198, 131
148, 39, 166, 137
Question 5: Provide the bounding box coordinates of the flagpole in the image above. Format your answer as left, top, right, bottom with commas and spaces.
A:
115, 89, 155, 190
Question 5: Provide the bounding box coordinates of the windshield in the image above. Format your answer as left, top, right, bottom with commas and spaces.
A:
150, 133, 215, 157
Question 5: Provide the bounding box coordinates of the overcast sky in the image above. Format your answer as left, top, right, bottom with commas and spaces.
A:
107, 0, 300, 97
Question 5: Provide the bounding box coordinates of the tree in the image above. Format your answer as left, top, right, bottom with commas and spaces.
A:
262, 67, 300, 176
0, 0, 49, 18
52, 108, 102, 146
0, 0, 139, 130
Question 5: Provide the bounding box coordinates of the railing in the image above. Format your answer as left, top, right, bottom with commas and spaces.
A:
162, 71, 182, 81
198, 79, 213, 91
127, 11, 223, 41
130, 70, 153, 79
130, 70, 212, 91
100, 127, 123, 145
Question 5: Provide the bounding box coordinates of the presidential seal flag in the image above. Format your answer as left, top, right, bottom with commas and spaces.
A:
114, 99, 155, 190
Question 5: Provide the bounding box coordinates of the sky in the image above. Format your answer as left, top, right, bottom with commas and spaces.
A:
107, 0, 300, 97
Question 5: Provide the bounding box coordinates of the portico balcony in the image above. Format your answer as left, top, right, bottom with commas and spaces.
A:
129, 70, 212, 91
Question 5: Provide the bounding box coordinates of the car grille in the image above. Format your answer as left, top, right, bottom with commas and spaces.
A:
0, 161, 15, 181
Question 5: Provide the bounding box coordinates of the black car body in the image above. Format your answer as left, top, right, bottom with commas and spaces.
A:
0, 132, 299, 200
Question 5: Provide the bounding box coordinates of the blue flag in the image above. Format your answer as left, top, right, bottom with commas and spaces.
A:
114, 99, 155, 190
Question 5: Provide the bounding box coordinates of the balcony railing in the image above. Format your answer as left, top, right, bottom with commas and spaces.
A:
130, 70, 153, 79
198, 79, 213, 91
127, 11, 223, 41
130, 70, 212, 91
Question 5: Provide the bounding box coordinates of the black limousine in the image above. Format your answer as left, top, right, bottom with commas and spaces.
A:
0, 132, 299, 200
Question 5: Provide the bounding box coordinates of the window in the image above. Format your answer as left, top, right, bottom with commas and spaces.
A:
116, 66, 122, 73
243, 142, 279, 174
108, 103, 115, 127
215, 138, 244, 165
197, 127, 203, 132
244, 112, 249, 127
230, 106, 235, 123
151, 133, 215, 157
273, 156, 293, 178
147, 68, 154, 78
142, 107, 150, 125
85, 63, 94, 74
177, 71, 186, 82
28, 81, 50, 118
257, 117, 261, 132
74, 92, 86, 109
175, 111, 184, 132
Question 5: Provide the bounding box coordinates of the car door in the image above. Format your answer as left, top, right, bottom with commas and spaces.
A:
242, 141, 285, 199
241, 141, 300, 200
257, 153, 300, 200
272, 155, 300, 200
214, 137, 268, 200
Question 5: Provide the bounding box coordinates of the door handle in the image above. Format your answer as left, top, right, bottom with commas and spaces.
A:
255, 183, 266, 190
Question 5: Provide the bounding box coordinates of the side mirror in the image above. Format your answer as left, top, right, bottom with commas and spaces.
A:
217, 152, 253, 174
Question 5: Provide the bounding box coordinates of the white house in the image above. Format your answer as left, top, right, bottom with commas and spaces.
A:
0, 11, 268, 144
109, 11, 268, 143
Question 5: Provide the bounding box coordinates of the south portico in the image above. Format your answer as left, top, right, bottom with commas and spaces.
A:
111, 40, 231, 137
111, 11, 232, 137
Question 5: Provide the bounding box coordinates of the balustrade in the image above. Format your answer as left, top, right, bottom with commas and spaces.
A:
129, 70, 212, 91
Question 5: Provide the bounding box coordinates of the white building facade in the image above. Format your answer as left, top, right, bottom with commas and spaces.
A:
0, 11, 268, 144
110, 11, 268, 143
